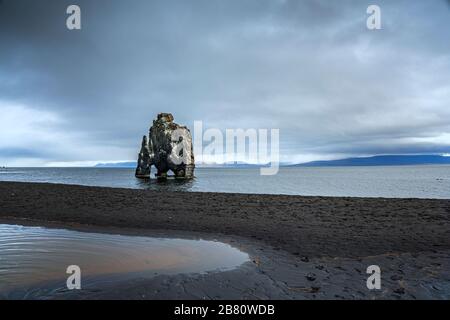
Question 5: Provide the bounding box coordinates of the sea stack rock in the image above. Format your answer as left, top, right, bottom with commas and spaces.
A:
135, 135, 151, 178
135, 113, 195, 179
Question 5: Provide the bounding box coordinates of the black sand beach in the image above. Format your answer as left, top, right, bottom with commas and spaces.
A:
1, 181, 450, 299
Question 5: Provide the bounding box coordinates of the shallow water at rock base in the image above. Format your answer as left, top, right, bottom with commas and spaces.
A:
0, 224, 249, 299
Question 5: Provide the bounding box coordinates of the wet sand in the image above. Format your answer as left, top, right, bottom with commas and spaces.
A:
1, 181, 450, 299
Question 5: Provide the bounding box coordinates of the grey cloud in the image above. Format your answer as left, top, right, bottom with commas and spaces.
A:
0, 0, 449, 165
0, 147, 50, 159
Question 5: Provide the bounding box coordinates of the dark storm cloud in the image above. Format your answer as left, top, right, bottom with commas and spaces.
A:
0, 0, 449, 165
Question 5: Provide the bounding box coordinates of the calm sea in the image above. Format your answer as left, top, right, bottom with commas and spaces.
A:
0, 166, 449, 199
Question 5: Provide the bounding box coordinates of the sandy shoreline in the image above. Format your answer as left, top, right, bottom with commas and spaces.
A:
1, 181, 450, 299
1, 181, 449, 258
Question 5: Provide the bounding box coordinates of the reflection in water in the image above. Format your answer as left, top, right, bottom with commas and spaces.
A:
135, 176, 195, 192
0, 224, 249, 297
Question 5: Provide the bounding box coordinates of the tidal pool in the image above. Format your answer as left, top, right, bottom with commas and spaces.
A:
0, 224, 249, 298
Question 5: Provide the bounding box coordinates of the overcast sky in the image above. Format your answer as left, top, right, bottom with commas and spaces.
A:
1, 0, 449, 166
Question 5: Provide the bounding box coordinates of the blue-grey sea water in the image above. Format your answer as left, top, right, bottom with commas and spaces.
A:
1, 166, 449, 199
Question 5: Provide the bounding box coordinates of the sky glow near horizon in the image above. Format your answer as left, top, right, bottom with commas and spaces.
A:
1, 0, 450, 166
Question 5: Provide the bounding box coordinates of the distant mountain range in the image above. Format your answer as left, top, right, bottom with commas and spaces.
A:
293, 155, 450, 167
95, 155, 450, 168
95, 162, 136, 168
